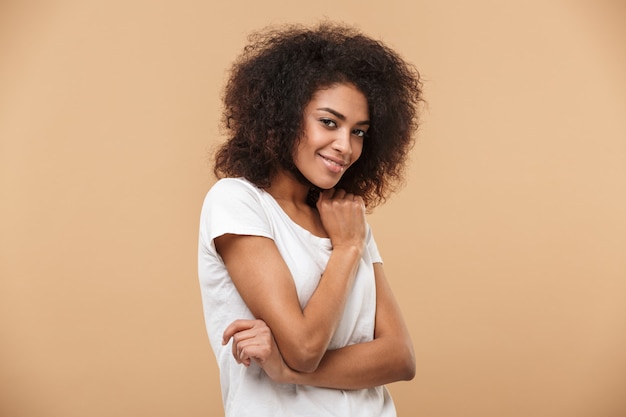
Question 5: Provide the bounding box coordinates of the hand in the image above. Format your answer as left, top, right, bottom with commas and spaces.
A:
317, 188, 366, 251
222, 319, 293, 383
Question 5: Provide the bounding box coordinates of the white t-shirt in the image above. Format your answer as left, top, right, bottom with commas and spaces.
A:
198, 177, 396, 417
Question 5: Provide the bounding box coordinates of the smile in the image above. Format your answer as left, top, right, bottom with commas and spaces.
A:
319, 154, 347, 173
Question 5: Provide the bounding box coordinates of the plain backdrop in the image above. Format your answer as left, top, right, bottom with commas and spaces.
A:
1, 1, 625, 416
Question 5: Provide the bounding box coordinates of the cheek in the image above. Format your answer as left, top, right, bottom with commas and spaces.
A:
292, 138, 308, 165
352, 140, 364, 162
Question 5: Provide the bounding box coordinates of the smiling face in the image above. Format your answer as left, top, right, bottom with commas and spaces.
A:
293, 83, 370, 190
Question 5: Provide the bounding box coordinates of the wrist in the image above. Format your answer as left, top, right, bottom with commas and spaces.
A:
331, 243, 364, 257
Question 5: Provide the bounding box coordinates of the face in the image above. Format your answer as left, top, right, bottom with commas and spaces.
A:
293, 83, 370, 190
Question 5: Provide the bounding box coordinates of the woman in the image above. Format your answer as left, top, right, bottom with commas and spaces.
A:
198, 22, 422, 417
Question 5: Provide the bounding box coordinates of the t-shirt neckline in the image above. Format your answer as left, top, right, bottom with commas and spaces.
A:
257, 187, 332, 246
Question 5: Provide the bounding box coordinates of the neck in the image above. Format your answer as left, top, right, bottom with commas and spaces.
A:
264, 169, 327, 238
266, 170, 311, 207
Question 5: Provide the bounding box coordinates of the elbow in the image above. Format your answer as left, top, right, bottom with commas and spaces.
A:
288, 359, 320, 374
397, 341, 416, 381
282, 342, 325, 373
401, 353, 416, 381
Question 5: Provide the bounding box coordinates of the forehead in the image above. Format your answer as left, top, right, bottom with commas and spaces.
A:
306, 83, 369, 119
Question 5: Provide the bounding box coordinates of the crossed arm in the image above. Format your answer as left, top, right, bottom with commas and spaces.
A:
215, 189, 415, 389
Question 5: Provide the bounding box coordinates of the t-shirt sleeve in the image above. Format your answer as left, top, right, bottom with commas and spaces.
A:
366, 225, 383, 264
199, 178, 273, 251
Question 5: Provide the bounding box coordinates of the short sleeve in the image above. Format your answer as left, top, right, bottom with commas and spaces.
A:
366, 226, 383, 264
199, 178, 273, 252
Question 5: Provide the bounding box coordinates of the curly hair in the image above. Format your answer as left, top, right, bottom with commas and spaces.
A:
213, 22, 423, 208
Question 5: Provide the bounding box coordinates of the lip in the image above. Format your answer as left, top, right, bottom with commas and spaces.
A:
318, 153, 348, 173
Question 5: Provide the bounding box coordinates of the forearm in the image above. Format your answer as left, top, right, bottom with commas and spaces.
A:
289, 245, 363, 367
283, 336, 415, 390
286, 263, 415, 389
279, 188, 368, 370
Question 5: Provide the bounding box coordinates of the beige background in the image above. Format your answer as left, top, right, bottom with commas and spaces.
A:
1, 1, 625, 416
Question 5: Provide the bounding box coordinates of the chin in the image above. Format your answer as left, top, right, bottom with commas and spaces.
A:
296, 168, 343, 190
310, 177, 342, 190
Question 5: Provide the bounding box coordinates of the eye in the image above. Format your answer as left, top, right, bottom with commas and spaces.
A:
352, 128, 367, 138
320, 118, 337, 128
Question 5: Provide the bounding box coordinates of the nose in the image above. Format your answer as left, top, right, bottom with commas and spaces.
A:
331, 129, 352, 155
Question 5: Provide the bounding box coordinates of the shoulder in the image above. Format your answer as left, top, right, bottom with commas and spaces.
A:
201, 177, 272, 221
208, 177, 261, 197
204, 177, 265, 206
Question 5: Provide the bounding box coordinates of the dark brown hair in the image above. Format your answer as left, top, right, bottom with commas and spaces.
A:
214, 22, 423, 208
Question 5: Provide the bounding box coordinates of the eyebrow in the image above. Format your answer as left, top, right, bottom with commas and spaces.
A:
317, 107, 370, 126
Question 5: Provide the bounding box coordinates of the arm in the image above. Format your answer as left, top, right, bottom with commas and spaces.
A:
217, 188, 366, 372
291, 263, 415, 389
226, 263, 416, 390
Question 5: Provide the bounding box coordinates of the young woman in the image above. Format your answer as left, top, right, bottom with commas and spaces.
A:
198, 22, 422, 417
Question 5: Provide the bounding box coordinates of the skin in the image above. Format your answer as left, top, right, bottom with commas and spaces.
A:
216, 82, 415, 389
